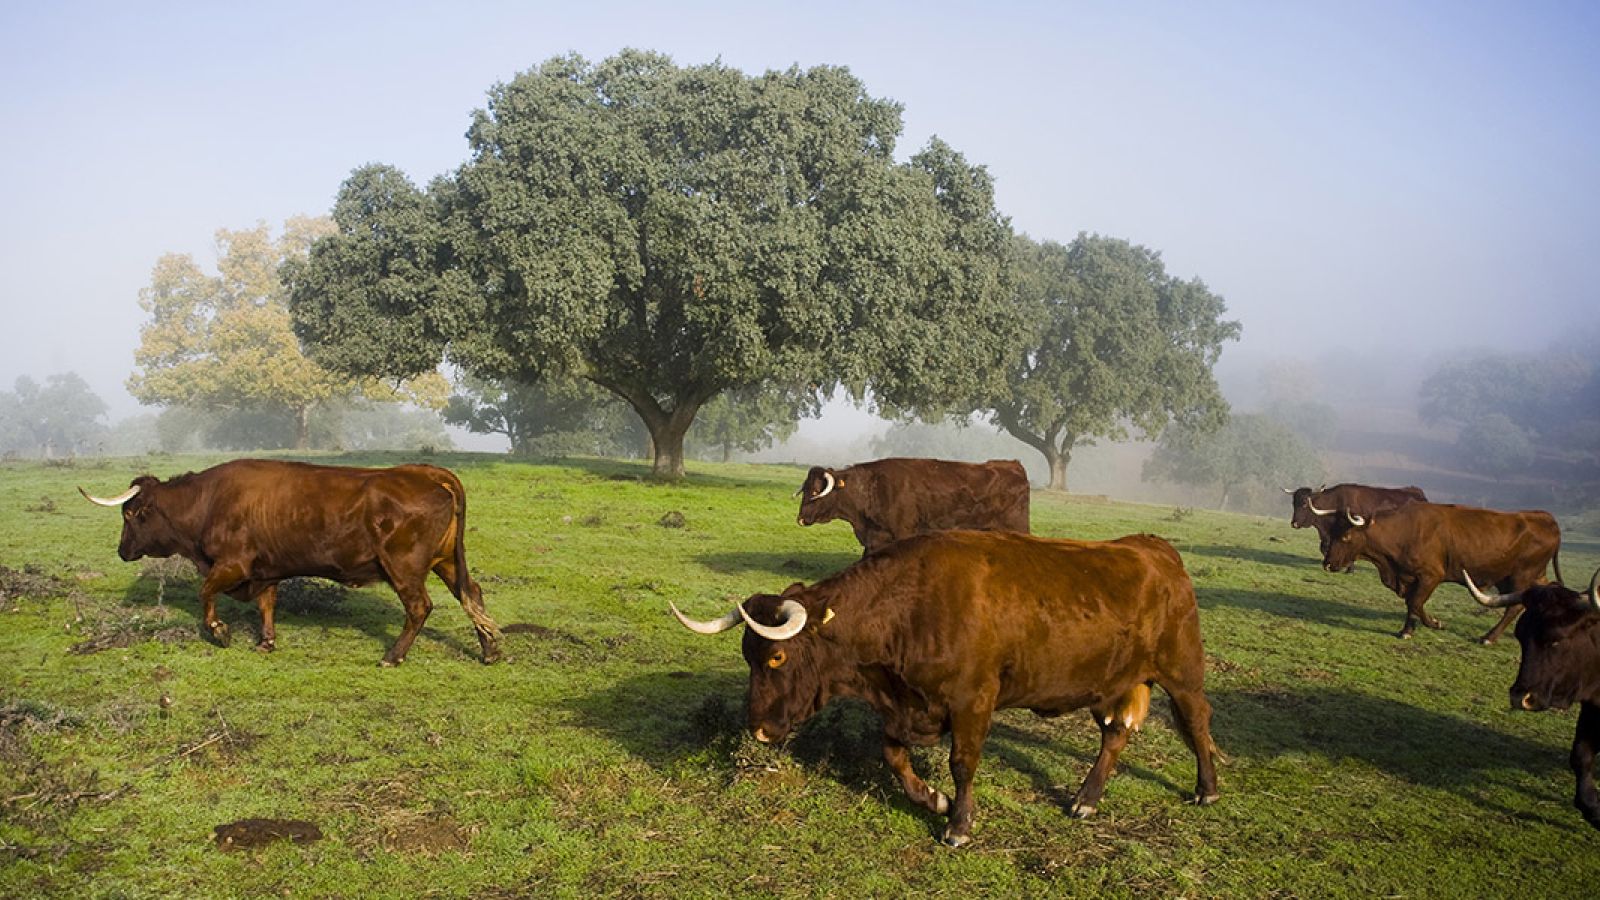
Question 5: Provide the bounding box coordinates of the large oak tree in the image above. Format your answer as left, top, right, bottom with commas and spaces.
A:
988, 233, 1240, 491
286, 50, 1017, 478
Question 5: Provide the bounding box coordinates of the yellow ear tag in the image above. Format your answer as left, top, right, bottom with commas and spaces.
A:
822, 608, 835, 625
836, 478, 845, 488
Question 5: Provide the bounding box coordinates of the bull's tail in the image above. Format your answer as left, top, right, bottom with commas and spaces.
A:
436, 472, 501, 653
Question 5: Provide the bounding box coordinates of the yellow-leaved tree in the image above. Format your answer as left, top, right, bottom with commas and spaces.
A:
129, 217, 446, 449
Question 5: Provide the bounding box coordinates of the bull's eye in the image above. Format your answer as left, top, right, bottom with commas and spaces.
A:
768, 650, 787, 669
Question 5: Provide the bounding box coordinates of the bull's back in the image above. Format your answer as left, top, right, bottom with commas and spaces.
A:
863, 458, 1030, 537
1380, 503, 1560, 579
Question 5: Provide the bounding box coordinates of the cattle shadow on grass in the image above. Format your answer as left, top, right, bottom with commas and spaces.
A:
1210, 684, 1583, 828
116, 572, 484, 662
1181, 543, 1319, 571
693, 551, 860, 583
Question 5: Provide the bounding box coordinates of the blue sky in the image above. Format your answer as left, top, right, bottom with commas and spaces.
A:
3, 1, 1597, 423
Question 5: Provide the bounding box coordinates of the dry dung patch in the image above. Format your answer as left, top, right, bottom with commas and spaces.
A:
213, 818, 323, 851
0, 563, 71, 610
325, 775, 475, 858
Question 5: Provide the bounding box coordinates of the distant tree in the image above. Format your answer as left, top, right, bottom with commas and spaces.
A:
444, 375, 642, 458
286, 50, 1018, 479
688, 383, 819, 463
985, 234, 1240, 491
1419, 347, 1600, 476
0, 373, 108, 457
1455, 413, 1534, 476
1263, 398, 1339, 448
1143, 413, 1323, 511
128, 217, 446, 449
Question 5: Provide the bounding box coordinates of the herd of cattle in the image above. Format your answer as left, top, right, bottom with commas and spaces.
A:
77, 457, 1600, 843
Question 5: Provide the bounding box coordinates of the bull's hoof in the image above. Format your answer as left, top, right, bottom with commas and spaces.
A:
204, 621, 232, 648
1395, 630, 1414, 640
1193, 792, 1221, 806
379, 656, 404, 668
254, 640, 275, 654
481, 647, 504, 665
940, 828, 971, 849
1424, 618, 1444, 630
1477, 635, 1498, 646
1068, 801, 1097, 819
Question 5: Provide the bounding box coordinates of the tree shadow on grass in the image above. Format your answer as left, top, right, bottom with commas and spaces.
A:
692, 550, 860, 582
1196, 586, 1397, 635
1182, 543, 1319, 571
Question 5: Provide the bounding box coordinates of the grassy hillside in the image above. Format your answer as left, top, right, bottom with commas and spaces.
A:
2, 453, 1597, 898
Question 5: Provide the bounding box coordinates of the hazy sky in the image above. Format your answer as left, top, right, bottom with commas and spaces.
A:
3, 1, 1597, 425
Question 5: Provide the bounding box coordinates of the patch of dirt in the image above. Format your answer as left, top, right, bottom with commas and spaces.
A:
375, 816, 472, 855
0, 564, 70, 610
325, 775, 475, 858
657, 510, 686, 528
67, 623, 190, 655
212, 818, 322, 852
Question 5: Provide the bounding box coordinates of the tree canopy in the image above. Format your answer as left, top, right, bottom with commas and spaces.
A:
287, 50, 1018, 478
129, 218, 446, 449
443, 375, 642, 458
687, 382, 818, 463
985, 233, 1240, 491
0, 373, 108, 458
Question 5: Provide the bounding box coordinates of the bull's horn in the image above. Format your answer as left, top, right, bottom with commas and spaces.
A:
1344, 510, 1366, 526
1306, 498, 1336, 516
78, 485, 141, 507
1282, 487, 1296, 494
1463, 570, 1520, 609
739, 599, 808, 641
811, 471, 835, 500
1587, 568, 1600, 614
668, 601, 744, 635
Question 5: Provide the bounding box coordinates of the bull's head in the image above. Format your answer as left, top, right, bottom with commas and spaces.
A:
794, 466, 846, 528
671, 584, 836, 744
1465, 568, 1600, 712
1319, 509, 1368, 573
1284, 484, 1330, 529
79, 475, 173, 561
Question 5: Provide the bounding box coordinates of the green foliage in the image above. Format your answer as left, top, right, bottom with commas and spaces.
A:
1455, 412, 1535, 476
687, 383, 819, 462
287, 50, 1019, 478
988, 234, 1240, 490
443, 375, 643, 458
0, 373, 108, 457
2, 455, 1597, 896
1144, 412, 1324, 512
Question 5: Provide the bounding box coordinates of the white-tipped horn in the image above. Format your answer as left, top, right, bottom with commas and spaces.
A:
739, 599, 808, 641
1344, 510, 1366, 526
1463, 570, 1519, 609
78, 485, 141, 507
1282, 487, 1296, 494
1306, 498, 1336, 516
1587, 568, 1600, 614
811, 471, 835, 500
668, 600, 744, 635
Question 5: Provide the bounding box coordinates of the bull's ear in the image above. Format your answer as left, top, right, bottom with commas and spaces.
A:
782, 582, 806, 596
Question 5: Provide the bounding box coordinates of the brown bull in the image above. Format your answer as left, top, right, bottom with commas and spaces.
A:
672, 530, 1221, 847
81, 459, 501, 666
795, 457, 1029, 554
1320, 501, 1561, 642
1466, 568, 1600, 830
1285, 482, 1427, 567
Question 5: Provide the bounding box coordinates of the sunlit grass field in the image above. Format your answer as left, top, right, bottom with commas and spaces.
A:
2, 452, 1597, 898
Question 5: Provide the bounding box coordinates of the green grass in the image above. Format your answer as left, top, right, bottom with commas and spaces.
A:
2, 453, 1597, 898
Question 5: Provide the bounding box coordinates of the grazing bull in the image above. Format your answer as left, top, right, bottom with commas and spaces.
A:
1319, 501, 1561, 643
1284, 483, 1427, 569
795, 458, 1029, 554
671, 530, 1221, 847
80, 459, 501, 666
1465, 568, 1600, 830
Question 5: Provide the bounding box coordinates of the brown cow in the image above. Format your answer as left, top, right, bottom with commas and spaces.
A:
1465, 568, 1600, 830
671, 530, 1221, 847
1319, 501, 1561, 643
795, 458, 1029, 554
80, 459, 501, 666
1285, 483, 1427, 568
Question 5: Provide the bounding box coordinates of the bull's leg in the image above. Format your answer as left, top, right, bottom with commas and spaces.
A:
432, 558, 502, 664
1572, 703, 1600, 830
381, 583, 433, 667
941, 702, 994, 848
1398, 578, 1442, 638
1071, 712, 1133, 819
882, 736, 949, 817
252, 583, 279, 653
1163, 684, 1222, 807
197, 565, 248, 648
1477, 603, 1523, 646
